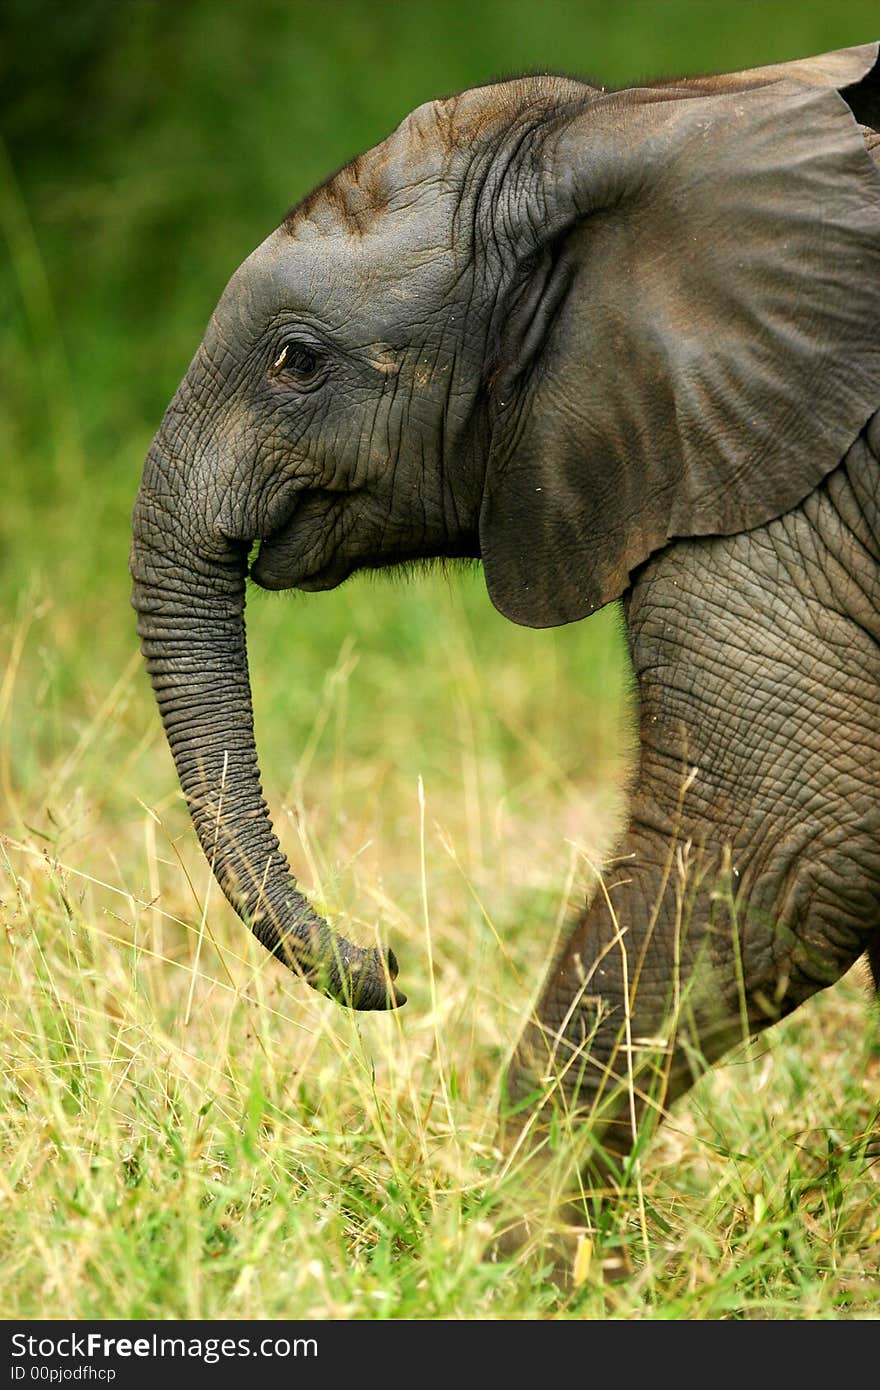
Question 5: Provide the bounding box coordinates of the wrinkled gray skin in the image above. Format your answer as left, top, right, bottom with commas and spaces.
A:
132, 43, 880, 1219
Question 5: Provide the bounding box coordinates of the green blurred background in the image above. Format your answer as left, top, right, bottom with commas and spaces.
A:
2, 0, 878, 865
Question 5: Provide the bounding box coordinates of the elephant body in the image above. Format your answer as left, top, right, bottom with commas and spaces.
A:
508, 412, 880, 1164
131, 43, 880, 1239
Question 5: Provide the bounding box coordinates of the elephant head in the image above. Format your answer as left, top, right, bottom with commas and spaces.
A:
131, 42, 880, 1014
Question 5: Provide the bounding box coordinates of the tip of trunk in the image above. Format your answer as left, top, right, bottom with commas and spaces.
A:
281, 939, 406, 1010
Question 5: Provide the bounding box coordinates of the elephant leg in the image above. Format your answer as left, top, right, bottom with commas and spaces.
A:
499, 445, 880, 1248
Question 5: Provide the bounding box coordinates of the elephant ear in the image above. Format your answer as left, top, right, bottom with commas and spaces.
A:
479, 45, 880, 627
684, 40, 879, 93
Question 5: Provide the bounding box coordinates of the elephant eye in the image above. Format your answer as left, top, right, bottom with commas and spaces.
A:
271, 339, 325, 388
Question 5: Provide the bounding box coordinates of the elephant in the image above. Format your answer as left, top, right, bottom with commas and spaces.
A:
131, 42, 880, 1210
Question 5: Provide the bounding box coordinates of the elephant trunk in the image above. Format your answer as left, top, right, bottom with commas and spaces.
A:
130, 433, 404, 1010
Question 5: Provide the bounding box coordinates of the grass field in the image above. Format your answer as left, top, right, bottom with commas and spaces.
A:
2, 0, 879, 1320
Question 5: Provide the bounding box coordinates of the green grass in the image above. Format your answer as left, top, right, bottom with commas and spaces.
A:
3, 592, 879, 1318
2, 0, 880, 1320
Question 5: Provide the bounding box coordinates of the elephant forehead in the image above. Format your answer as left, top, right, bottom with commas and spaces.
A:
282, 98, 476, 238
216, 219, 458, 339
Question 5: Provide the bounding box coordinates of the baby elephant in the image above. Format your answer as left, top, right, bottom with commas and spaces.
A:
132, 44, 880, 1209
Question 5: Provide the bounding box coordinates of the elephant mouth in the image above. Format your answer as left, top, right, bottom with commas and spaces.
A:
249, 486, 482, 592
251, 540, 355, 593
250, 489, 356, 592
